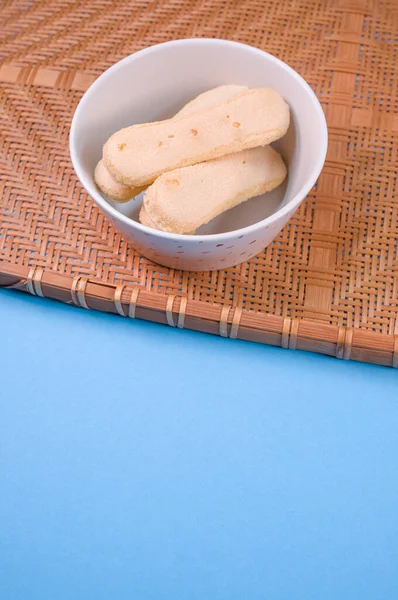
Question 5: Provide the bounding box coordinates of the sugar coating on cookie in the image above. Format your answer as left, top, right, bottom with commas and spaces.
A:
140, 146, 287, 234
177, 85, 248, 117
104, 88, 290, 186
96, 85, 248, 201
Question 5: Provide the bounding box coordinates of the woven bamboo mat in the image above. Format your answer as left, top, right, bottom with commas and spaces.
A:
1, 0, 397, 366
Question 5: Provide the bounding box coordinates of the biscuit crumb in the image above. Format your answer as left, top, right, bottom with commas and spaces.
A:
168, 134, 175, 138
190, 129, 198, 136
242, 160, 246, 164
158, 141, 163, 147
167, 178, 180, 186
118, 143, 126, 151
232, 122, 240, 128
226, 115, 230, 119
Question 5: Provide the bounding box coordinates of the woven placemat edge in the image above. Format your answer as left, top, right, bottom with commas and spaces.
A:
1, 261, 396, 368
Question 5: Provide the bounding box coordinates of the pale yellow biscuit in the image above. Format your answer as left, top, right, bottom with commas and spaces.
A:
104, 88, 290, 186
139, 146, 287, 234
95, 85, 248, 201
94, 159, 145, 202
176, 85, 248, 117
139, 204, 160, 230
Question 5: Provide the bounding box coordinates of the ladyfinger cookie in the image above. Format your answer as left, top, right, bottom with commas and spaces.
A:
139, 145, 287, 234
176, 84, 248, 117
104, 88, 289, 186
94, 159, 145, 202
95, 85, 248, 201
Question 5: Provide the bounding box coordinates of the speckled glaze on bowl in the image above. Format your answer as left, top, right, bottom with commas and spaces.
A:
70, 38, 327, 271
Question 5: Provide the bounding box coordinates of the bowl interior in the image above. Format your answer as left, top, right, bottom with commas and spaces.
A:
72, 40, 325, 235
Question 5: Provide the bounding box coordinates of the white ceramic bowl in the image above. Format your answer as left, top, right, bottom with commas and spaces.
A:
70, 38, 327, 271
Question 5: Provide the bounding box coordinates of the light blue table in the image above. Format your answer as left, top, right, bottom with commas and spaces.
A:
1, 288, 397, 600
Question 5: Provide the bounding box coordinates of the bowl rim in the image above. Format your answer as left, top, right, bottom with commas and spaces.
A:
70, 37, 328, 242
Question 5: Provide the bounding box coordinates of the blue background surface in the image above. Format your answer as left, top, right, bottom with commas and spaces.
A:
1, 288, 398, 600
